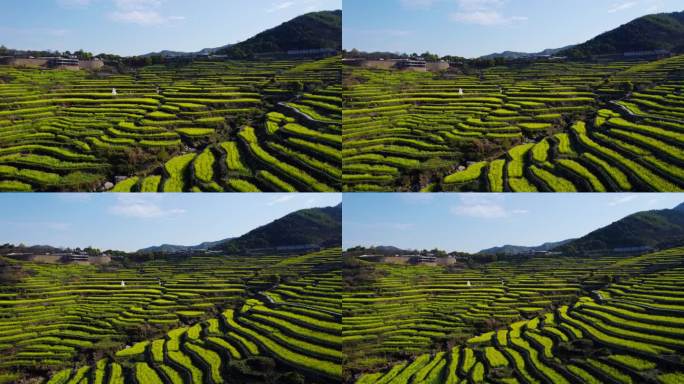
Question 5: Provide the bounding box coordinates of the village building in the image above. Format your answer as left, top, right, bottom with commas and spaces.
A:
48, 57, 79, 68
395, 58, 427, 71
343, 58, 449, 72
1, 56, 104, 71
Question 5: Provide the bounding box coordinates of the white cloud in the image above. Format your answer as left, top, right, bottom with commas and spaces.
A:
608, 1, 637, 13
305, 197, 319, 204
450, 0, 526, 26
108, 0, 184, 26
267, 1, 295, 12
457, 0, 504, 11
108, 195, 185, 219
644, 0, 665, 13
647, 197, 662, 206
511, 209, 529, 214
452, 202, 508, 218
109, 11, 184, 25
608, 195, 638, 206
450, 195, 528, 219
114, 0, 162, 10
267, 195, 297, 206
450, 11, 526, 25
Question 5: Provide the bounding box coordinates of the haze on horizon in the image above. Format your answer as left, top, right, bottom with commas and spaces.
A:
0, 193, 342, 252
343, 193, 683, 253
344, 0, 683, 58
0, 0, 341, 56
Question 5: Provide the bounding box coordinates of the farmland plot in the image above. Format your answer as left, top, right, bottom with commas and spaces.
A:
0, 248, 341, 383
0, 56, 341, 192
345, 247, 684, 383
342, 55, 684, 191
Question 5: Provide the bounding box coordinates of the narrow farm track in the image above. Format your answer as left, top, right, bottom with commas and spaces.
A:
348, 247, 684, 384
342, 55, 684, 192
0, 56, 341, 192
0, 248, 342, 383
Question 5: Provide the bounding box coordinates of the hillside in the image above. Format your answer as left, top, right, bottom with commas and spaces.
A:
561, 10, 684, 57
556, 202, 684, 254
217, 10, 341, 58
477, 239, 573, 255
1, 247, 343, 383
347, 245, 684, 383
137, 204, 341, 254
219, 203, 342, 252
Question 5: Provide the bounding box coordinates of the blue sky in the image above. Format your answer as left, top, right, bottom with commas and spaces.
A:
0, 193, 341, 251
0, 0, 341, 56
343, 193, 684, 253
344, 0, 684, 58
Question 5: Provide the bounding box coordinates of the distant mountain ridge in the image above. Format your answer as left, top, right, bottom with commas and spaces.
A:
137, 204, 342, 254
137, 239, 233, 254
141, 44, 232, 58
477, 239, 574, 255
479, 45, 575, 60
561, 10, 684, 57
478, 11, 684, 60
555, 203, 684, 254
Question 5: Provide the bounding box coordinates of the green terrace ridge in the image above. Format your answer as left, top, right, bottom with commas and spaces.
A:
342, 55, 684, 192
0, 248, 342, 383
345, 246, 684, 383
0, 56, 341, 191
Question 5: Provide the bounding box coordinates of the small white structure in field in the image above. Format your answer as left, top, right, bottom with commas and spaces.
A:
501, 279, 505, 286
156, 88, 160, 94
120, 280, 125, 287
466, 280, 471, 287
458, 88, 463, 95
112, 88, 117, 96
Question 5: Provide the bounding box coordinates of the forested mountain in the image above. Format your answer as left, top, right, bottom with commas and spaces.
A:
138, 204, 342, 254
219, 204, 342, 251
556, 203, 684, 253
217, 10, 341, 58
561, 10, 684, 57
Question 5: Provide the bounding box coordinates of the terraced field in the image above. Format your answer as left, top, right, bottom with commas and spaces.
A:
0, 56, 341, 192
342, 55, 684, 191
0, 248, 341, 383
346, 247, 684, 383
